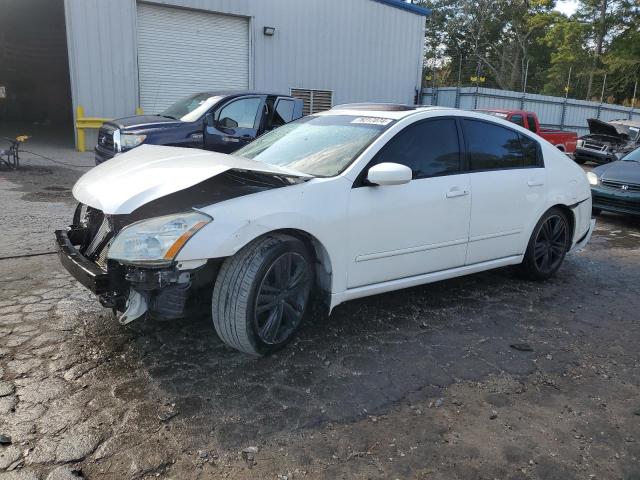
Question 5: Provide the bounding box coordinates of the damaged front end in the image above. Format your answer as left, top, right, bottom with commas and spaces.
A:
56, 167, 303, 324
56, 203, 219, 324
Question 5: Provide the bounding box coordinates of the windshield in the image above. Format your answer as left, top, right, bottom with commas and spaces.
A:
234, 114, 393, 177
160, 93, 222, 122
622, 147, 640, 162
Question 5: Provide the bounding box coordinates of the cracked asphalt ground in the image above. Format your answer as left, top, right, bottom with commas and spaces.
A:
1, 163, 640, 480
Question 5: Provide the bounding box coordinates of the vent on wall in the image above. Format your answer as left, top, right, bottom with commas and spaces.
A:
290, 89, 333, 115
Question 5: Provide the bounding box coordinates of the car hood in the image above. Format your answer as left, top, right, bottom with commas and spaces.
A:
105, 115, 182, 130
595, 160, 640, 184
73, 145, 310, 215
586, 118, 625, 138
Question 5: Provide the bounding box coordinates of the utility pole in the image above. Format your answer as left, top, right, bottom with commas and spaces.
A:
522, 58, 530, 94
565, 66, 572, 99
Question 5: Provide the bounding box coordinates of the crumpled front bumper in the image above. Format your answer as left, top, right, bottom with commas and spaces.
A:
55, 229, 109, 294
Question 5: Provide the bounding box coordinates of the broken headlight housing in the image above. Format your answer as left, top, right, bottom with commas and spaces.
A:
107, 211, 211, 265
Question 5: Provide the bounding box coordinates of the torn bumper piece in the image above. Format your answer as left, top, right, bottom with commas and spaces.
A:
55, 229, 109, 294
55, 228, 206, 321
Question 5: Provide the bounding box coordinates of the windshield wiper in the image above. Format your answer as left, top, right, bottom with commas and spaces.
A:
159, 114, 178, 120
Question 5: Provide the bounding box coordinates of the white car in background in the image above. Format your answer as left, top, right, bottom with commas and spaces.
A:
56, 104, 595, 355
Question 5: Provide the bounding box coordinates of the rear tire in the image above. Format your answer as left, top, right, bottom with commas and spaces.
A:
592, 207, 602, 216
520, 208, 570, 281
211, 234, 314, 356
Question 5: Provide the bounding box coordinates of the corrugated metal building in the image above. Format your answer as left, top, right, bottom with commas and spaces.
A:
63, 0, 429, 123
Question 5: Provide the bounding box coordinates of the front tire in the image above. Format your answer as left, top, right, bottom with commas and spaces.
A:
592, 207, 602, 216
212, 234, 313, 356
520, 208, 570, 281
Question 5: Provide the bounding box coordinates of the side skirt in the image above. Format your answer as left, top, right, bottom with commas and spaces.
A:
329, 255, 524, 311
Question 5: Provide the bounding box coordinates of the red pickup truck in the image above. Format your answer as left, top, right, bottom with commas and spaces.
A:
478, 109, 578, 154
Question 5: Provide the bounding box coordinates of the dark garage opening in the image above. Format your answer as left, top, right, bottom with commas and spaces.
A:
0, 0, 74, 145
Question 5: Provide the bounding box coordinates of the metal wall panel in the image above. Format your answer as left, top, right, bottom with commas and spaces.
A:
65, 0, 426, 124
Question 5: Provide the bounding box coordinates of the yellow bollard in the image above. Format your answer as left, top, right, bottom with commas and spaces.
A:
74, 106, 112, 152
76, 106, 86, 152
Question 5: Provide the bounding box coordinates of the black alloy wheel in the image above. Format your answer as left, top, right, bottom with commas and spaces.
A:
253, 251, 312, 345
533, 214, 568, 274
521, 208, 570, 280
212, 234, 314, 355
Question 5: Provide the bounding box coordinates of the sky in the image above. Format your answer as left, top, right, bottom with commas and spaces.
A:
555, 0, 579, 16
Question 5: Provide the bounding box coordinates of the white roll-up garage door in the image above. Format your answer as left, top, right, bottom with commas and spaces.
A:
136, 3, 250, 114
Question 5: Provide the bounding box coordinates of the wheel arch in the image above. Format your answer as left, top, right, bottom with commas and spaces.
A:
238, 228, 334, 310
547, 203, 576, 249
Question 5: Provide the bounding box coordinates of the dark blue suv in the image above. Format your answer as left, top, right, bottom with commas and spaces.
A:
95, 91, 304, 164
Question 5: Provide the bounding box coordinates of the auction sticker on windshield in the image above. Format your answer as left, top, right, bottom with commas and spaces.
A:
351, 117, 393, 126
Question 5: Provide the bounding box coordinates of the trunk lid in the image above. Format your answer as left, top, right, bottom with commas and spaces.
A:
73, 145, 310, 214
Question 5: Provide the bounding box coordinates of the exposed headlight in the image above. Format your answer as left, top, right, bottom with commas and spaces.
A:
576, 139, 584, 148
586, 171, 599, 186
120, 133, 147, 148
107, 211, 211, 265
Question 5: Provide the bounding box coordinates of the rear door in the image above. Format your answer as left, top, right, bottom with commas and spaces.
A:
262, 97, 298, 133
462, 118, 546, 264
347, 118, 471, 288
204, 96, 264, 153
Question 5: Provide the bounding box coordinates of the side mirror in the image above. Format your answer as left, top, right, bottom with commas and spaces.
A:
204, 112, 214, 127
219, 117, 239, 129
367, 162, 412, 186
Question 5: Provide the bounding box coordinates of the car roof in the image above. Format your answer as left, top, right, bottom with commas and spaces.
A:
321, 104, 452, 120
200, 90, 294, 99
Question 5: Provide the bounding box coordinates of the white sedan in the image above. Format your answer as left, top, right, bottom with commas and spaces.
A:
57, 104, 595, 355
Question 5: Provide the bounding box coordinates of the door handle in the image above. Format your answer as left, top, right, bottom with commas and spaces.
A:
446, 188, 469, 198
527, 180, 544, 187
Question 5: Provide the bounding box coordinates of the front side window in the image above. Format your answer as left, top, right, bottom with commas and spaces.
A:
234, 114, 392, 177
464, 119, 526, 170
371, 119, 460, 179
217, 97, 262, 129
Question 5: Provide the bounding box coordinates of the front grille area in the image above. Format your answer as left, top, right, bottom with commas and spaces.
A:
593, 194, 640, 212
97, 127, 115, 151
583, 141, 607, 151
601, 180, 640, 193
84, 216, 112, 257
75, 205, 118, 269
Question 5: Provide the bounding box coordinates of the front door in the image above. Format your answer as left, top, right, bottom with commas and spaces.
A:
347, 118, 471, 288
461, 118, 546, 264
204, 96, 264, 153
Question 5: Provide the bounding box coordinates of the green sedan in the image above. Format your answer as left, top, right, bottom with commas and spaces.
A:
587, 146, 640, 216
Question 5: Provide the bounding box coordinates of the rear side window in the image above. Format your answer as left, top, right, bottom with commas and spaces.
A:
272, 99, 295, 127
526, 115, 537, 133
520, 134, 541, 167
373, 119, 460, 179
511, 114, 524, 127
463, 119, 541, 170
